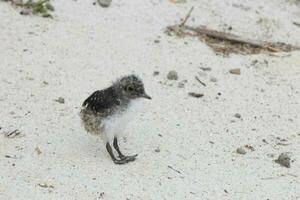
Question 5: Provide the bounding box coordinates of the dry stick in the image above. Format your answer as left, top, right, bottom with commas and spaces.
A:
183, 25, 286, 52
6, 129, 20, 137
293, 21, 300, 28
171, 8, 300, 53
195, 76, 206, 86
180, 6, 194, 27
168, 165, 181, 174
261, 173, 298, 180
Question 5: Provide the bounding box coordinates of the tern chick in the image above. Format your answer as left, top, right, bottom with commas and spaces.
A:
80, 74, 151, 164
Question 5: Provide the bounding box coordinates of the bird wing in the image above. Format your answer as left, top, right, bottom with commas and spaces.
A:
82, 89, 120, 114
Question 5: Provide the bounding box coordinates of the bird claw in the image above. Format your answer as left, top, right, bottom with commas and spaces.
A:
124, 154, 137, 162
114, 154, 138, 164
119, 154, 138, 161
113, 159, 128, 165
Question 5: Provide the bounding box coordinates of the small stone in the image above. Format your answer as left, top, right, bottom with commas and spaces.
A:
20, 9, 30, 15
98, 0, 112, 7
244, 144, 255, 151
154, 147, 160, 153
153, 71, 160, 76
99, 192, 105, 198
177, 81, 185, 88
275, 153, 290, 168
167, 70, 178, 80
210, 76, 217, 82
154, 39, 160, 43
200, 67, 212, 71
43, 81, 49, 85
35, 147, 42, 155
45, 3, 55, 11
188, 92, 204, 98
234, 113, 241, 118
229, 68, 241, 75
55, 97, 65, 104
236, 147, 246, 154
42, 13, 52, 18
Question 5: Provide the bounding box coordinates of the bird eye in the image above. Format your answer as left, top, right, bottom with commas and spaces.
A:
126, 85, 134, 91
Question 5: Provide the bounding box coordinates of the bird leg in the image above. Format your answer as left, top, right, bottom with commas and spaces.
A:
106, 142, 128, 165
113, 137, 137, 162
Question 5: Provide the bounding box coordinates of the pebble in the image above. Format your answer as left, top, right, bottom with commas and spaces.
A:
234, 113, 241, 118
210, 76, 217, 82
154, 147, 160, 153
229, 68, 241, 75
20, 9, 31, 15
98, 0, 112, 7
167, 70, 178, 80
200, 67, 212, 71
188, 92, 204, 98
55, 97, 65, 104
236, 147, 246, 154
153, 71, 160, 76
46, 3, 55, 11
35, 147, 42, 155
275, 153, 291, 168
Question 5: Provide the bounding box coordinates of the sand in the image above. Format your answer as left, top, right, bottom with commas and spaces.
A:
0, 0, 300, 199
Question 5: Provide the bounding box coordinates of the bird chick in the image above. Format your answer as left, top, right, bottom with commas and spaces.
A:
80, 74, 151, 164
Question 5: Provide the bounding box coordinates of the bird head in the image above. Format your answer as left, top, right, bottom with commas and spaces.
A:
117, 74, 151, 100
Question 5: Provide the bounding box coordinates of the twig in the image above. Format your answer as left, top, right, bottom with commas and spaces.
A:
185, 25, 265, 47
37, 183, 54, 188
293, 21, 300, 28
5, 129, 21, 138
261, 173, 298, 180
168, 165, 181, 174
5, 155, 22, 159
188, 92, 204, 98
180, 6, 194, 27
195, 76, 206, 86
180, 25, 300, 52
276, 142, 290, 146
265, 45, 280, 52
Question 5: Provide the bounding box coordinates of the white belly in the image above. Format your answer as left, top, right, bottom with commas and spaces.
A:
102, 99, 144, 142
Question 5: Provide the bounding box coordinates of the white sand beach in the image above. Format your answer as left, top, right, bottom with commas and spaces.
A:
0, 0, 300, 199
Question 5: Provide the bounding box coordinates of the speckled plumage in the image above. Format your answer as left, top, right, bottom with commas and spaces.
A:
79, 74, 151, 164
80, 87, 129, 138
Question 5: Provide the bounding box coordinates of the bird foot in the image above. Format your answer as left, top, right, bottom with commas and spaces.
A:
122, 154, 138, 162
114, 154, 138, 164
113, 159, 129, 165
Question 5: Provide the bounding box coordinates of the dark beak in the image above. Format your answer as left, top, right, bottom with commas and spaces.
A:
141, 93, 152, 100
